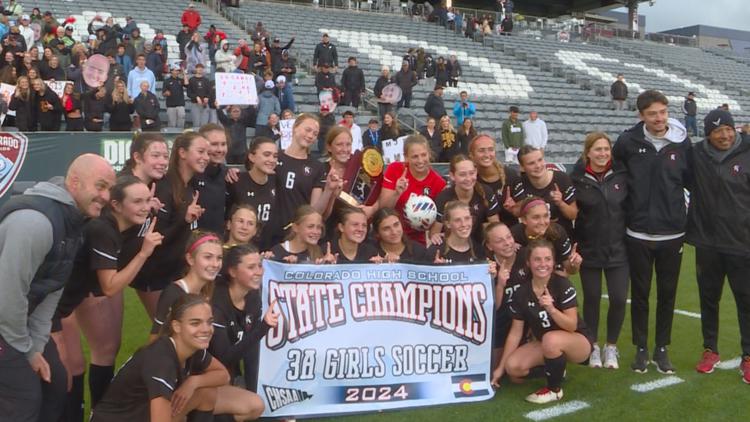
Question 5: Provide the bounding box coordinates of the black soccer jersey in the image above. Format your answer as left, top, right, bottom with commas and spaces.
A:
492, 252, 528, 347
478, 166, 520, 227
509, 274, 587, 340
375, 241, 431, 264
269, 242, 312, 263
226, 172, 278, 250
330, 238, 379, 263
56, 211, 122, 320
427, 239, 486, 264
434, 185, 500, 244
151, 281, 190, 335
511, 223, 572, 270
91, 336, 211, 422
209, 283, 270, 392
274, 152, 326, 238
511, 170, 576, 236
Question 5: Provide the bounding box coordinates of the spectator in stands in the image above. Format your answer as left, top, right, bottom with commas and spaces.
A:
452, 90, 476, 126
95, 28, 117, 56
265, 36, 294, 75
613, 89, 691, 375
4, 0, 22, 19
523, 110, 549, 150
187, 63, 211, 128
19, 15, 33, 52
147, 44, 165, 81
218, 104, 256, 164
134, 80, 160, 131
416, 48, 426, 80
185, 32, 208, 75
275, 75, 295, 113
381, 111, 403, 142
719, 103, 729, 111
313, 33, 338, 72
32, 77, 62, 131
438, 114, 458, 162
176, 24, 192, 62
314, 63, 337, 94
420, 116, 441, 157
318, 104, 336, 154
277, 49, 296, 82
120, 35, 137, 62
120, 16, 138, 39
743, 124, 750, 136
395, 60, 418, 109
250, 21, 268, 43
403, 49, 416, 72
501, 106, 523, 162
83, 85, 107, 131
682, 92, 698, 136
456, 118, 476, 156
105, 53, 127, 92
181, 3, 202, 32
60, 82, 82, 131
107, 79, 134, 131
86, 34, 98, 56
127, 54, 155, 99
153, 29, 168, 62
447, 54, 462, 87
434, 56, 449, 88
39, 55, 65, 81
341, 56, 365, 109
41, 11, 58, 39
9, 75, 35, 131
339, 110, 363, 151
500, 15, 513, 35
610, 73, 628, 111
234, 39, 252, 73
163, 64, 187, 129
362, 119, 382, 152
131, 28, 146, 57
424, 84, 446, 121
257, 80, 281, 131
214, 39, 236, 72
374, 65, 394, 120
255, 112, 281, 142
249, 41, 267, 76
30, 7, 42, 25
204, 26, 224, 63
116, 44, 134, 76
49, 27, 72, 69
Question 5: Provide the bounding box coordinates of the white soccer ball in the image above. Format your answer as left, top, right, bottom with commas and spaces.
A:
404, 195, 437, 231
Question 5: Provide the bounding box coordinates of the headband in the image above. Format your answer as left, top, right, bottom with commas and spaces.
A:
521, 199, 548, 216
187, 234, 220, 254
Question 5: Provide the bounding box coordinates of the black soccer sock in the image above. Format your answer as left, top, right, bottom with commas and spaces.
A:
89, 364, 114, 407
544, 354, 567, 391
187, 410, 215, 422
65, 373, 85, 422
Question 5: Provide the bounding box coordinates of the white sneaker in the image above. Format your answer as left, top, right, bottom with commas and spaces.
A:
603, 344, 620, 369
525, 387, 563, 404
589, 344, 602, 368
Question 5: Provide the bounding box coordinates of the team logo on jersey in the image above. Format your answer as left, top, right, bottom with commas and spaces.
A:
245, 315, 254, 326
473, 203, 479, 212
271, 188, 276, 196
638, 148, 647, 153
263, 384, 314, 412
198, 180, 206, 187
669, 153, 677, 161
423, 187, 431, 196
304, 166, 311, 175
528, 301, 536, 308
247, 191, 255, 197
0, 132, 29, 199
732, 163, 742, 175
613, 183, 621, 190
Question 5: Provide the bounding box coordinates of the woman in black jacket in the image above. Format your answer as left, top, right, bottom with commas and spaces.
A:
39, 55, 66, 81
133, 80, 160, 132
8, 75, 36, 131
419, 116, 442, 159
434, 56, 450, 88
83, 85, 107, 131
32, 77, 62, 131
107, 79, 134, 131
571, 132, 628, 370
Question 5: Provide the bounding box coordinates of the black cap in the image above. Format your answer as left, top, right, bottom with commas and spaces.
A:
688, 92, 695, 96
704, 109, 735, 137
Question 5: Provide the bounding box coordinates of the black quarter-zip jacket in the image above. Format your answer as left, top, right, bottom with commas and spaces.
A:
612, 119, 692, 236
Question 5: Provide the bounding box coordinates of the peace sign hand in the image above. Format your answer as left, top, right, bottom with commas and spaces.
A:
185, 191, 205, 223
148, 183, 164, 214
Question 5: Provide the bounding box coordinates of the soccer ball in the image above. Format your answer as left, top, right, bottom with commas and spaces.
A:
404, 195, 437, 231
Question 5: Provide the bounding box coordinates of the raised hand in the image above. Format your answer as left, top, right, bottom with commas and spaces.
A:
317, 242, 338, 265
568, 242, 582, 269
140, 216, 164, 257
497, 259, 511, 287
539, 286, 555, 310
263, 299, 280, 328
395, 165, 409, 195
488, 260, 498, 278
502, 185, 516, 211
148, 183, 164, 214
369, 254, 385, 264
549, 183, 564, 205
185, 191, 205, 223
434, 249, 446, 264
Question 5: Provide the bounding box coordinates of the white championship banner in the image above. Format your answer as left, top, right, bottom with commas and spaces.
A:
258, 261, 495, 418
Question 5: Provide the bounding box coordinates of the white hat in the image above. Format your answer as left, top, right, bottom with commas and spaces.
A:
276, 75, 286, 83
171, 63, 182, 71
264, 80, 275, 89
21, 14, 30, 21
88, 34, 97, 41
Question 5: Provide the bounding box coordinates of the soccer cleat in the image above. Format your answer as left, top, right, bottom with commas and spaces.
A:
741, 356, 750, 384
603, 344, 620, 369
631, 347, 649, 373
525, 387, 563, 404
695, 349, 720, 374
589, 344, 602, 368
653, 347, 676, 374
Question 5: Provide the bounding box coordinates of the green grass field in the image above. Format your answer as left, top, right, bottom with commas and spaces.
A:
96, 245, 746, 421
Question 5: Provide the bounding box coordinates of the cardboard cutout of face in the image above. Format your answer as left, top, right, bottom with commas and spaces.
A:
83, 54, 110, 88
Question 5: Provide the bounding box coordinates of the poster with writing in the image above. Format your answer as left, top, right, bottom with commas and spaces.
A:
381, 136, 408, 164
0, 83, 16, 124
45, 81, 67, 98
279, 119, 294, 150
215, 72, 258, 106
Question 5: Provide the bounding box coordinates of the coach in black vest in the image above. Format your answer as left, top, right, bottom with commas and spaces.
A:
0, 154, 115, 422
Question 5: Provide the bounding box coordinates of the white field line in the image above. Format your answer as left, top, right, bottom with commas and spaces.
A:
716, 357, 741, 370
630, 376, 684, 393
601, 295, 700, 319
524, 400, 590, 421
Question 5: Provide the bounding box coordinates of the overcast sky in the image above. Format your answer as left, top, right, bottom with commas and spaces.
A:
614, 0, 750, 32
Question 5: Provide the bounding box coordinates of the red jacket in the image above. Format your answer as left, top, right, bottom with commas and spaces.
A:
234, 45, 251, 71
181, 9, 202, 30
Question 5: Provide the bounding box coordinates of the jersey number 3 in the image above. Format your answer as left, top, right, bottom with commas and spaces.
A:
538, 310, 551, 328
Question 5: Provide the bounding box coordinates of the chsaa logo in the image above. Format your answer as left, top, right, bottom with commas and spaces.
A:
262, 384, 314, 412
0, 132, 29, 199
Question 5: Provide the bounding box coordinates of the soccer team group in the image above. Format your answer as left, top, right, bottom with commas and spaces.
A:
0, 88, 749, 421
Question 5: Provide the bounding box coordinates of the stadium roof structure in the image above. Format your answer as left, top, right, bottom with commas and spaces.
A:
456, 0, 651, 17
